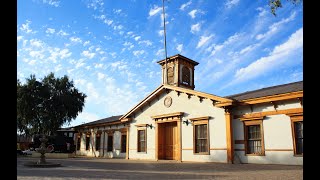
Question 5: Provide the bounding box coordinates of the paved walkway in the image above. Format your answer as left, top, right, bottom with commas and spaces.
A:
17, 157, 303, 180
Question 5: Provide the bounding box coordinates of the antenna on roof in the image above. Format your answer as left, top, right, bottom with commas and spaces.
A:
162, 0, 168, 84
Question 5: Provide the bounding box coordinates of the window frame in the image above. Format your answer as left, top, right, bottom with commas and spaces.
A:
167, 66, 174, 85
137, 128, 147, 153
190, 117, 210, 155
120, 129, 127, 153
243, 120, 265, 156
290, 115, 303, 156
182, 66, 190, 86
107, 133, 113, 152
85, 133, 90, 151
76, 133, 81, 151
95, 133, 101, 151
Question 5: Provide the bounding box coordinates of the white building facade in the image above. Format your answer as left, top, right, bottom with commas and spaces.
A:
75, 54, 303, 165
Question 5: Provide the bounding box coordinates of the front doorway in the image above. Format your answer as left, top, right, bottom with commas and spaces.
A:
157, 122, 179, 160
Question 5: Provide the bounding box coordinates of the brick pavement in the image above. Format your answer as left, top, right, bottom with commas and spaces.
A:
17, 157, 303, 180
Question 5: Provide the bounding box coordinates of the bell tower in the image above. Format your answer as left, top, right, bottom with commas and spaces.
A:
157, 54, 199, 90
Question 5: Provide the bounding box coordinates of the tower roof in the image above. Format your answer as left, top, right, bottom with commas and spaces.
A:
157, 54, 199, 66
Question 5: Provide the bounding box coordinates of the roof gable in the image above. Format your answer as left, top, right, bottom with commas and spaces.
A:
120, 84, 232, 120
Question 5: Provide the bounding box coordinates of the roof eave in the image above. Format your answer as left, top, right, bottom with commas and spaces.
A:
235, 91, 303, 105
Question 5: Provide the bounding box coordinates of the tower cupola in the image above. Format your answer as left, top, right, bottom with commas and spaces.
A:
157, 54, 199, 90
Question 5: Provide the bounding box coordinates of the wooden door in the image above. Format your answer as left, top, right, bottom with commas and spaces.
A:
164, 122, 177, 160
158, 124, 165, 159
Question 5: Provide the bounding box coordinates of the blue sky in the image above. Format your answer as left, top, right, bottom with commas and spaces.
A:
17, 0, 303, 127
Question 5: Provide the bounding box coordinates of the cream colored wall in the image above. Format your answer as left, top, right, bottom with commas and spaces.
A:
232, 101, 303, 165
129, 90, 227, 162
232, 99, 301, 116
76, 125, 126, 158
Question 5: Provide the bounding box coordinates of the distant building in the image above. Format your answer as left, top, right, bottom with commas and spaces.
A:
74, 54, 303, 165
17, 134, 33, 150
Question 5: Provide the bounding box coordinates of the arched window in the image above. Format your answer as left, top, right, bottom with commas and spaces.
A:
182, 66, 190, 85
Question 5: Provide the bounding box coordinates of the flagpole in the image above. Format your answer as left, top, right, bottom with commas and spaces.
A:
162, 0, 168, 84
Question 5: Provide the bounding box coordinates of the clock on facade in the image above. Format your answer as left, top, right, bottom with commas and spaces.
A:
164, 96, 172, 108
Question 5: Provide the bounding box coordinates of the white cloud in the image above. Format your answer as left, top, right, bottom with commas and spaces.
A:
191, 23, 201, 34
233, 28, 303, 83
188, 10, 197, 19
111, 61, 127, 70
156, 49, 164, 56
176, 44, 183, 53
149, 5, 162, 17
256, 7, 267, 17
109, 52, 117, 58
158, 30, 164, 36
47, 48, 72, 63
225, 0, 240, 9
20, 20, 33, 33
180, 1, 192, 11
138, 40, 152, 46
123, 41, 132, 46
134, 36, 141, 41
208, 33, 241, 56
29, 39, 44, 48
28, 60, 36, 65
95, 14, 106, 20
97, 72, 105, 80
17, 36, 23, 41
88, 45, 95, 51
86, 0, 104, 11
104, 19, 113, 26
54, 64, 62, 72
94, 63, 103, 69
256, 12, 296, 40
74, 79, 87, 86
123, 42, 134, 50
57, 30, 69, 36
70, 37, 82, 43
67, 69, 75, 74
113, 25, 123, 30
29, 51, 45, 59
113, 9, 122, 14
43, 0, 60, 7
81, 50, 95, 59
239, 44, 258, 55
197, 34, 214, 48
77, 112, 100, 123
133, 50, 145, 56
83, 41, 90, 46
75, 59, 85, 69
127, 31, 133, 35
45, 28, 55, 34
60, 49, 72, 59
215, 59, 223, 64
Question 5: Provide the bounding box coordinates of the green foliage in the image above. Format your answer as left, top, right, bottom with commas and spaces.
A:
17, 73, 87, 136
269, 0, 302, 16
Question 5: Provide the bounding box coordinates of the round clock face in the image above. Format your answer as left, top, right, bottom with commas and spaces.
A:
164, 96, 172, 108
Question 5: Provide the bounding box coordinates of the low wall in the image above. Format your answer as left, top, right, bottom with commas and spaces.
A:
32, 152, 75, 158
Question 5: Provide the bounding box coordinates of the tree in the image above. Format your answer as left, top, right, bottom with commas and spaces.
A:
17, 73, 87, 136
269, 0, 302, 16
